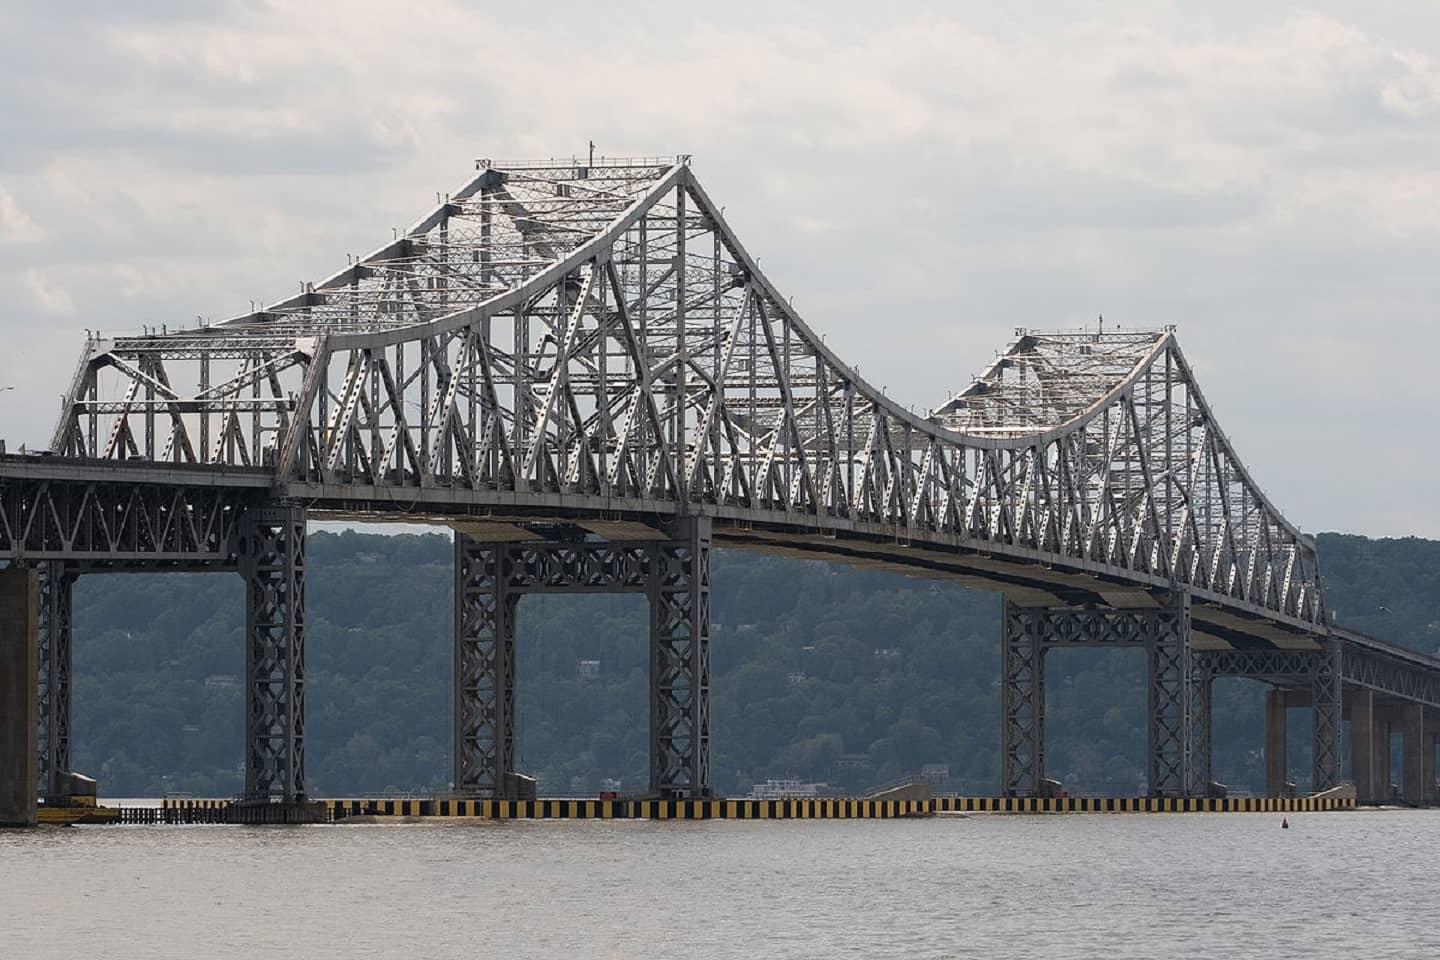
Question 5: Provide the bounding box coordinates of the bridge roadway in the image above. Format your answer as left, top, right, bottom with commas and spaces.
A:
1, 155, 1436, 818
2, 449, 1436, 813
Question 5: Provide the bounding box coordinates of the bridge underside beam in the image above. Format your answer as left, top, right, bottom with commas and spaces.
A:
0, 474, 255, 566
239, 505, 307, 802
1341, 645, 1440, 710
1003, 594, 1205, 798
453, 519, 711, 800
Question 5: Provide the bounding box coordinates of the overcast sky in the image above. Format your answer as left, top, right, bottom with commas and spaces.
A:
2, 1, 1437, 538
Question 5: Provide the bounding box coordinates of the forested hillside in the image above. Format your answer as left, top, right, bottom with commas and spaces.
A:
69, 531, 1440, 798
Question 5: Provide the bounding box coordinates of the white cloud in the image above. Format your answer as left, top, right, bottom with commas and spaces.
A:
22, 268, 75, 315
0, 188, 43, 244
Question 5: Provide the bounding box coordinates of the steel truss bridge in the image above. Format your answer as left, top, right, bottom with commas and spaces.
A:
2, 156, 1436, 807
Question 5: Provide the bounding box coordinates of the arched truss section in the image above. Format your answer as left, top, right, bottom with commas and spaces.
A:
49, 157, 1324, 629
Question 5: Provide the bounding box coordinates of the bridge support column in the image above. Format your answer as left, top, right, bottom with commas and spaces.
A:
1311, 638, 1343, 792
1145, 592, 1192, 798
1265, 689, 1288, 797
1351, 689, 1378, 804
648, 515, 711, 799
1003, 594, 1200, 797
1376, 714, 1393, 802
453, 533, 518, 799
0, 567, 39, 826
37, 562, 75, 801
1000, 599, 1045, 797
239, 505, 307, 802
1401, 703, 1424, 806
1424, 725, 1437, 807
1186, 649, 1213, 796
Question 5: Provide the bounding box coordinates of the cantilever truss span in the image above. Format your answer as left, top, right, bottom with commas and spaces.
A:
50, 156, 1322, 632
14, 153, 1440, 805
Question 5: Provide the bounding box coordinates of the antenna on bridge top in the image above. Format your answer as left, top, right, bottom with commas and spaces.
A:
589, 140, 595, 167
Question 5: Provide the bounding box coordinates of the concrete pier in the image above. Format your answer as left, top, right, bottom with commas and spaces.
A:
1265, 689, 1288, 796
1351, 689, 1377, 803
0, 568, 39, 827
1424, 728, 1437, 808
1376, 716, 1393, 801
1401, 704, 1424, 807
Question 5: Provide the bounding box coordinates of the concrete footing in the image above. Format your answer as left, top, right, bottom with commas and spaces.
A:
1311, 782, 1357, 806
148, 793, 1358, 824
0, 568, 39, 828
224, 800, 328, 825
865, 782, 934, 803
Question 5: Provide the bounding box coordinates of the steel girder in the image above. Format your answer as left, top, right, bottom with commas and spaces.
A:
1002, 594, 1204, 797
454, 521, 710, 799
45, 157, 1321, 633
1201, 648, 1318, 679
238, 505, 307, 801
1342, 645, 1440, 709
1203, 643, 1440, 711
37, 561, 75, 799
0, 471, 254, 566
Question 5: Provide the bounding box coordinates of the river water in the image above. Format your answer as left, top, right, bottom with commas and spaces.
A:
2, 808, 1435, 958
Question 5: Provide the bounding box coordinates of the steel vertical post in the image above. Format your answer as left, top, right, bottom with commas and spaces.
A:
37, 562, 74, 800
1311, 638, 1342, 792
1186, 645, 1212, 795
454, 534, 518, 798
1146, 592, 1191, 797
1001, 600, 1045, 797
239, 504, 307, 802
649, 515, 711, 798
